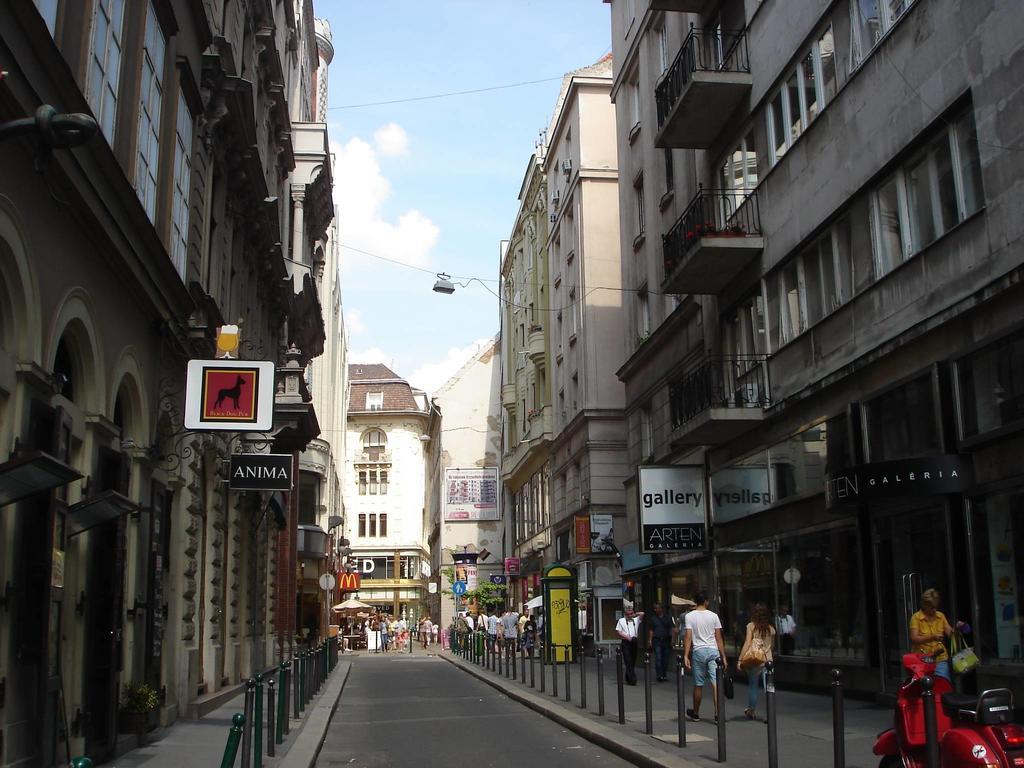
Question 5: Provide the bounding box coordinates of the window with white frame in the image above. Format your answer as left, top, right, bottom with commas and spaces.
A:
658, 24, 671, 74
136, 3, 166, 220
362, 428, 386, 458
849, 0, 915, 70
640, 405, 654, 459
33, 0, 58, 34
767, 24, 836, 166
663, 149, 675, 194
870, 108, 983, 278
633, 173, 646, 238
722, 293, 767, 359
365, 392, 383, 411
636, 286, 650, 340
719, 129, 759, 209
170, 90, 193, 278
87, 0, 126, 142
629, 79, 641, 129
765, 261, 805, 350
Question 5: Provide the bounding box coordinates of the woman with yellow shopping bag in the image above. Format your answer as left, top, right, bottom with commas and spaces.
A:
909, 588, 969, 681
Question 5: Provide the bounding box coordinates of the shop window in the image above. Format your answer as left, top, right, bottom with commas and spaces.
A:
957, 328, 1024, 439
865, 374, 940, 461
718, 526, 866, 661
970, 488, 1024, 663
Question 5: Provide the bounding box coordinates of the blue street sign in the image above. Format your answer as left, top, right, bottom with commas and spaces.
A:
489, 575, 507, 585
452, 580, 467, 596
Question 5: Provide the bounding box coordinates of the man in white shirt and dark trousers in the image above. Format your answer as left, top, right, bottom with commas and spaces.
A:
615, 603, 645, 685
683, 591, 728, 724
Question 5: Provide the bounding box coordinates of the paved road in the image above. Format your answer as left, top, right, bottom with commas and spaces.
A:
316, 652, 632, 768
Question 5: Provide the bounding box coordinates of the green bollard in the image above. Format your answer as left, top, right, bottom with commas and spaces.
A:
219, 712, 245, 768
71, 760, 94, 768
254, 673, 263, 768
277, 662, 287, 743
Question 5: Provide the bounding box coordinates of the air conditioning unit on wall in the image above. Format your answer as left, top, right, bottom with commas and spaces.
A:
561, 159, 572, 176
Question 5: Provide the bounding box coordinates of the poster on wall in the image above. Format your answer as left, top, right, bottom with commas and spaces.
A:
574, 514, 591, 554
638, 465, 707, 554
590, 513, 615, 553
444, 467, 499, 521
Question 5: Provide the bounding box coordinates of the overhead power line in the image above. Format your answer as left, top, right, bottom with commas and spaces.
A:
329, 77, 563, 110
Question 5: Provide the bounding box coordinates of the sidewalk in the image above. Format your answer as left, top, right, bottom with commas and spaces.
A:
443, 648, 891, 768
111, 660, 350, 768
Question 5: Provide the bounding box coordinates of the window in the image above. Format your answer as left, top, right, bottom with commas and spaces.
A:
640, 405, 653, 459
298, 471, 318, 525
636, 287, 649, 340
957, 328, 1024, 438
767, 25, 836, 166
362, 429, 386, 459
379, 513, 387, 537
358, 513, 366, 537
32, 0, 58, 34
358, 470, 367, 495
170, 90, 193, 278
136, 3, 166, 220
663, 149, 674, 194
568, 289, 577, 337
871, 109, 984, 277
719, 129, 758, 209
865, 374, 939, 461
368, 514, 377, 537
379, 470, 388, 495
849, 0, 916, 69
629, 80, 640, 130
87, 0, 126, 142
722, 293, 767, 358
658, 25, 671, 73
766, 261, 805, 349
366, 392, 383, 410
633, 174, 645, 238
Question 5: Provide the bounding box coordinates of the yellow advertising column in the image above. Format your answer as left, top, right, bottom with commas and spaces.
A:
542, 564, 577, 663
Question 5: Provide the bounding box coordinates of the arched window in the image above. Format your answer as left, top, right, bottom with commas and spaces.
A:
53, 337, 76, 403
362, 429, 386, 460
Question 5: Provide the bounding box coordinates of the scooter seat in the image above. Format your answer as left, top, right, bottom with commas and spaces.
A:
941, 689, 1014, 725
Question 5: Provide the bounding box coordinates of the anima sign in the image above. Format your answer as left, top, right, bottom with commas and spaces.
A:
228, 453, 293, 491
638, 465, 707, 554
184, 359, 276, 431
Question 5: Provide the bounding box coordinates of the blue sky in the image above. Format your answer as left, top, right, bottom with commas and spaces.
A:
320, 1, 612, 393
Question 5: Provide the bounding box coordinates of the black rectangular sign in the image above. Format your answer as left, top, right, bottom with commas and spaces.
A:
825, 455, 974, 509
229, 453, 293, 491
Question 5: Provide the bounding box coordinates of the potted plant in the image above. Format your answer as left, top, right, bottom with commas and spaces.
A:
119, 681, 159, 735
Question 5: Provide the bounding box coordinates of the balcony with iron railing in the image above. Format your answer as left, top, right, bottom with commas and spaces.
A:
668, 354, 770, 445
662, 186, 763, 295
655, 26, 752, 149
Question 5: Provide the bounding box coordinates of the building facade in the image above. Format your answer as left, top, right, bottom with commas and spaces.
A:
607, 0, 1024, 698
342, 365, 430, 623
424, 339, 502, 629
0, 0, 334, 765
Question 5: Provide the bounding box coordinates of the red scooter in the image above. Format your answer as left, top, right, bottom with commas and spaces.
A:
874, 654, 1024, 767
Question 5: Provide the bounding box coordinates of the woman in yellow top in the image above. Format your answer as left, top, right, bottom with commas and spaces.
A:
909, 588, 959, 681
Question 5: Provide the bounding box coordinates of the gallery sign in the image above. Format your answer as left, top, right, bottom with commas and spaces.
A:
825, 455, 975, 509
184, 359, 276, 431
638, 465, 707, 553
228, 453, 293, 491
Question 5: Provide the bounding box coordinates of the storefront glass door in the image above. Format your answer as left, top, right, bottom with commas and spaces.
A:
873, 507, 952, 692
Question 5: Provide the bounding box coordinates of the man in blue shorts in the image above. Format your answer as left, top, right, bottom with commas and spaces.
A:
683, 591, 727, 724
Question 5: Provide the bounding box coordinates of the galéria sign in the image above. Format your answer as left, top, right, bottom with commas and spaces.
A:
228, 454, 293, 491
825, 455, 974, 509
638, 465, 707, 554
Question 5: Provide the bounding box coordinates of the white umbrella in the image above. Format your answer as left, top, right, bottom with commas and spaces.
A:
525, 595, 544, 610
332, 598, 371, 612
671, 595, 696, 607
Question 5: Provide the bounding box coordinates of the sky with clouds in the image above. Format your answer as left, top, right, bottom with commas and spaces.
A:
319, 1, 612, 395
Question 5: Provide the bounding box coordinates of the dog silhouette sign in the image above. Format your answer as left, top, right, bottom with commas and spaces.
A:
184, 359, 276, 430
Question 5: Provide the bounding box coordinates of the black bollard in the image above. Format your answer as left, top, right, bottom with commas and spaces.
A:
832, 669, 845, 768
552, 645, 559, 698
597, 646, 605, 716
521, 647, 527, 684
280, 661, 289, 740
267, 678, 276, 758
293, 655, 300, 720
530, 648, 536, 688
921, 676, 940, 768
540, 643, 547, 692
765, 660, 777, 768
241, 679, 255, 768
644, 647, 654, 734
512, 641, 518, 680
616, 646, 625, 724
677, 653, 687, 748
717, 658, 727, 763
564, 645, 571, 703
254, 675, 263, 768
579, 643, 587, 709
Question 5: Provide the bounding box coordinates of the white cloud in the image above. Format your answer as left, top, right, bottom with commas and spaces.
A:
331, 129, 438, 271
409, 338, 493, 396
373, 122, 409, 157
348, 347, 392, 365
345, 308, 366, 336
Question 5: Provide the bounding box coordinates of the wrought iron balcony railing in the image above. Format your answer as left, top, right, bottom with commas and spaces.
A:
668, 354, 770, 428
655, 26, 750, 128
662, 187, 761, 278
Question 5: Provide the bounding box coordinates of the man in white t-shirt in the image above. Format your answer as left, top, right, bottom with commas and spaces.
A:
683, 591, 728, 724
615, 603, 646, 685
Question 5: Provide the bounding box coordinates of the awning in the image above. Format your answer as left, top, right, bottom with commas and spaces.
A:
67, 490, 137, 538
525, 595, 544, 610
0, 450, 82, 508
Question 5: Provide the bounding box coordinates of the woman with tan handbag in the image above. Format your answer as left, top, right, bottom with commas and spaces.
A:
738, 603, 776, 720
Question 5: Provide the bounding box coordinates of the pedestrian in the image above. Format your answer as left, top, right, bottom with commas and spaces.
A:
615, 602, 644, 685
431, 620, 439, 646
776, 603, 796, 655
522, 613, 537, 658
909, 588, 963, 681
380, 615, 390, 653
647, 602, 677, 682
420, 616, 431, 648
501, 607, 520, 654
485, 608, 499, 653
683, 591, 727, 724
738, 603, 775, 720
